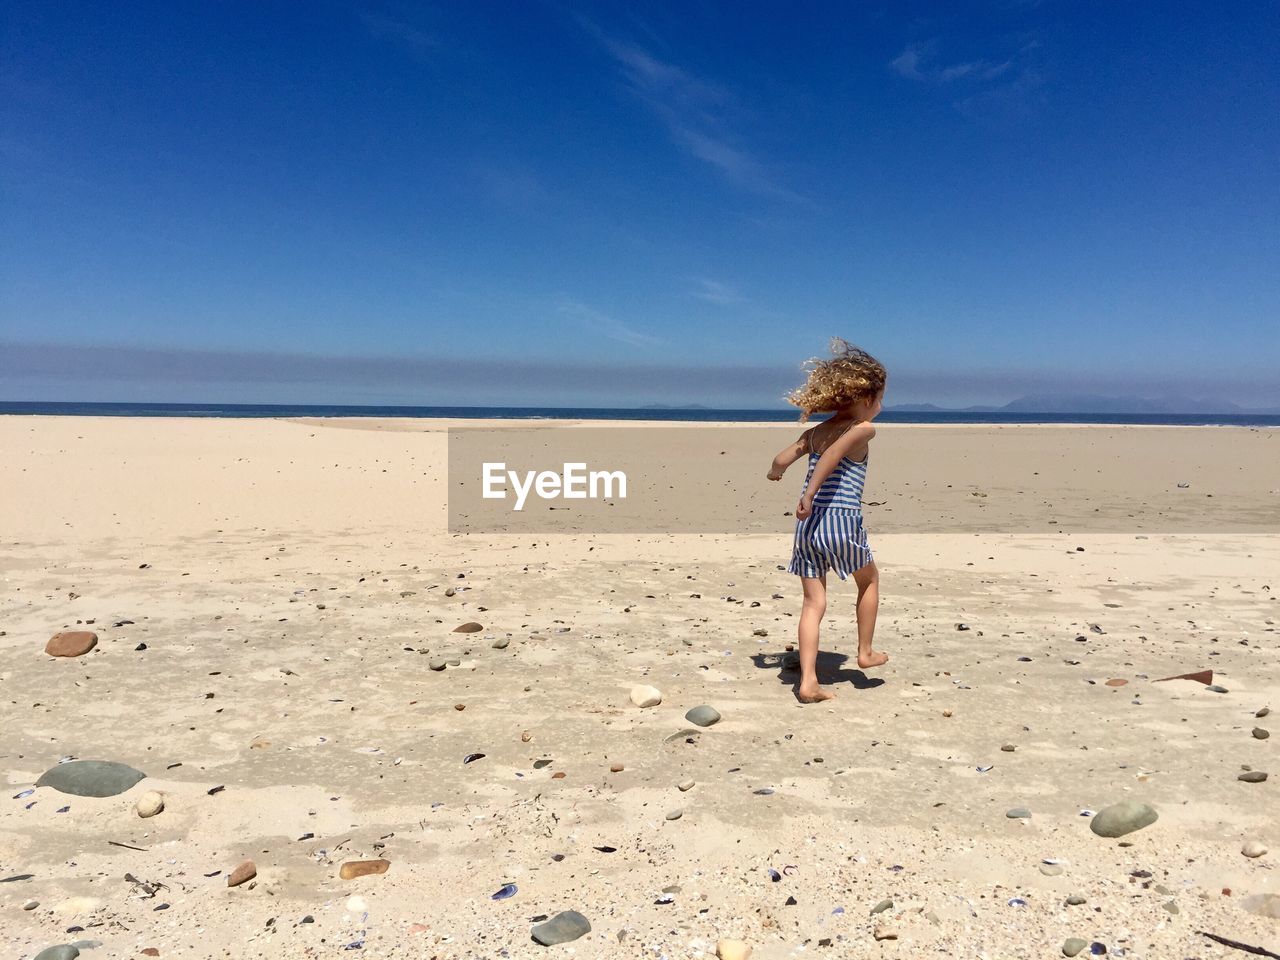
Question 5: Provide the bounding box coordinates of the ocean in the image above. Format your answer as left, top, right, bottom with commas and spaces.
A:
1, 401, 1278, 426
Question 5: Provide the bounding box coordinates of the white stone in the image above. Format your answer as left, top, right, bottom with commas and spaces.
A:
136, 790, 165, 818
1242, 840, 1268, 858
630, 684, 662, 708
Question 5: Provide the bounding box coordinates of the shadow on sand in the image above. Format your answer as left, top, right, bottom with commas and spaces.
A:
751, 649, 885, 700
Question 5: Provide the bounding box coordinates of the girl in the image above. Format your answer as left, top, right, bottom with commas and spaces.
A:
767, 338, 888, 703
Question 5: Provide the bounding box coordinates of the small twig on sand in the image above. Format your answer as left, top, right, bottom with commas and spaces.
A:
1198, 931, 1280, 959
107, 840, 148, 852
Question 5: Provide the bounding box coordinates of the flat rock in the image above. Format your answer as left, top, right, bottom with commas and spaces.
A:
872, 923, 898, 941
1063, 939, 1087, 958
1242, 840, 1268, 858
1006, 807, 1032, 819
227, 859, 256, 887
685, 705, 721, 727
665, 809, 683, 821
491, 637, 510, 649
45, 631, 98, 658
1040, 863, 1064, 876
1252, 727, 1270, 740
531, 909, 591, 945
630, 685, 662, 708
1065, 895, 1086, 906
453, 621, 484, 633
135, 790, 164, 818
717, 940, 752, 960
34, 947, 80, 960
1238, 771, 1268, 783
37, 760, 146, 798
870, 898, 893, 915
1089, 800, 1158, 838
339, 858, 390, 880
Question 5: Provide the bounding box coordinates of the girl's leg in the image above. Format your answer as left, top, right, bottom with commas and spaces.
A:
797, 574, 835, 702
852, 561, 888, 668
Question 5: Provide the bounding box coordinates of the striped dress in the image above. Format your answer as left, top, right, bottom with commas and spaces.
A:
787, 440, 873, 580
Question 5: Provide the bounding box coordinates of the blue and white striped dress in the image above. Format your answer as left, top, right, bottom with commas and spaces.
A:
787, 444, 873, 580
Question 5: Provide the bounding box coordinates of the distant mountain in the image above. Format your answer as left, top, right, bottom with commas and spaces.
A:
888, 394, 1280, 415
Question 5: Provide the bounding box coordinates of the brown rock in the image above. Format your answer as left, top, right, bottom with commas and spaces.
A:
141, 950, 160, 957
45, 631, 98, 657
1106, 678, 1128, 687
454, 703, 466, 711
551, 771, 566, 779
339, 858, 391, 880
610, 763, 625, 772
453, 622, 484, 633
227, 859, 257, 887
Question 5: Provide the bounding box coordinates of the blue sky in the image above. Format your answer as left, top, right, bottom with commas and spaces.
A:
2, 1, 1278, 408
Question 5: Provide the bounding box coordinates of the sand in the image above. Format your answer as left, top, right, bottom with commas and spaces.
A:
1, 415, 1277, 958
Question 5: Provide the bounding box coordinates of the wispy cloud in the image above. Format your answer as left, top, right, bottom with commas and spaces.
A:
583, 22, 806, 203
358, 8, 438, 57
556, 300, 661, 348
891, 42, 1014, 84
691, 278, 746, 306
890, 38, 1041, 119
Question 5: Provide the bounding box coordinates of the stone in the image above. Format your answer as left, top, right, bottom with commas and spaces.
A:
678, 779, 696, 791
870, 898, 893, 915
453, 622, 483, 633
716, 940, 752, 960
872, 923, 898, 941
610, 763, 624, 773
1006, 807, 1032, 819
45, 631, 97, 657
1040, 863, 1064, 876
1242, 840, 1267, 858
23, 899, 39, 910
1001, 743, 1016, 752
1089, 801, 1158, 838
135, 791, 164, 818
227, 860, 256, 887
37, 760, 146, 798
1162, 900, 1179, 914
141, 950, 160, 958
1206, 684, 1229, 693
1065, 895, 1086, 906
1063, 939, 1088, 957
665, 809, 682, 821
339, 858, 391, 880
630, 685, 662, 708
685, 705, 721, 727
1258, 706, 1271, 718
491, 637, 509, 649
1238, 771, 1268, 783
531, 910, 591, 945
34, 948, 80, 960
1252, 728, 1270, 740
429, 658, 447, 671
1105, 678, 1127, 687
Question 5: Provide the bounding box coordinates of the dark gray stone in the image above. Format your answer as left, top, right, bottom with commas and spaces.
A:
685, 705, 721, 727
1238, 771, 1268, 783
1089, 800, 1158, 838
1006, 807, 1032, 819
34, 946, 80, 960
36, 760, 146, 798
531, 910, 591, 945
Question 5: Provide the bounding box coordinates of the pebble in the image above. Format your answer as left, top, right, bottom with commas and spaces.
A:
135, 791, 164, 818
630, 685, 662, 708
1162, 900, 1179, 914
491, 637, 509, 649
1105, 678, 1128, 687
34, 947, 80, 960
1238, 771, 1269, 783
453, 621, 484, 633
610, 763, 624, 773
23, 899, 39, 910
870, 899, 893, 915
1063, 939, 1088, 957
227, 860, 257, 887
1207, 684, 1229, 693
678, 779, 696, 791
685, 705, 721, 727
45, 631, 98, 658
1242, 840, 1268, 858
1253, 728, 1270, 740
531, 910, 591, 945
1006, 807, 1032, 819
1258, 707, 1271, 718
1040, 863, 1064, 876
339, 858, 391, 880
872, 923, 898, 941
36, 760, 147, 798
717, 939, 752, 960
1065, 895, 1087, 906
1001, 743, 1016, 752
429, 658, 447, 671
665, 809, 683, 821
1089, 800, 1158, 838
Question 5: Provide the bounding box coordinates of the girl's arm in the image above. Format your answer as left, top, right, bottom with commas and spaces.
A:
796, 422, 875, 516
766, 431, 811, 480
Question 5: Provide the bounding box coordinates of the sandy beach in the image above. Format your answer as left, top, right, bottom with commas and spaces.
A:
2, 415, 1277, 959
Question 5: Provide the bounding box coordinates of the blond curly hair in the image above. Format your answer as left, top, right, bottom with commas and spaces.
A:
786, 338, 887, 421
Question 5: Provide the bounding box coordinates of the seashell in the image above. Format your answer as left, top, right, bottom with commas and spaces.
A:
491, 883, 517, 900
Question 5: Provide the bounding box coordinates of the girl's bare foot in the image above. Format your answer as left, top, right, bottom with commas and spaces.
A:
857, 650, 889, 669
797, 685, 836, 703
